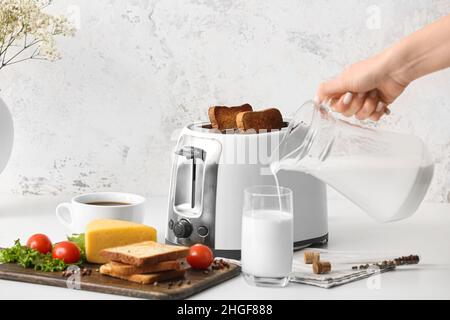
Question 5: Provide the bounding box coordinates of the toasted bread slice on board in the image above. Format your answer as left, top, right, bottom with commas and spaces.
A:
99, 264, 185, 284
208, 104, 253, 130
103, 260, 181, 276
236, 108, 284, 132
100, 241, 190, 266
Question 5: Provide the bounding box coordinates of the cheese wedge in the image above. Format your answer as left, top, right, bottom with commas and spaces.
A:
85, 219, 157, 264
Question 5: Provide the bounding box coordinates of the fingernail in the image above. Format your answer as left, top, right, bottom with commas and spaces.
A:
384, 107, 391, 115
313, 95, 320, 104
343, 92, 353, 105
376, 101, 385, 113
357, 92, 365, 98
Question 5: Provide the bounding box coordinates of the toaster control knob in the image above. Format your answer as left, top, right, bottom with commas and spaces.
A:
173, 219, 192, 238
197, 226, 209, 237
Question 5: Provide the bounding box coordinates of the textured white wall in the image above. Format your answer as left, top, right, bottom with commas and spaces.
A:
0, 0, 449, 202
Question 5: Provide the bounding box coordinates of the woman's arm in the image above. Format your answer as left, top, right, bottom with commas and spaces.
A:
316, 14, 450, 121
387, 14, 450, 85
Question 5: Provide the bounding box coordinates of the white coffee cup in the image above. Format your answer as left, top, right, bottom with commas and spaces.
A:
56, 192, 146, 233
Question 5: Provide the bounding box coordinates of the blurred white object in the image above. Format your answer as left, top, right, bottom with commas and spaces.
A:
0, 97, 14, 175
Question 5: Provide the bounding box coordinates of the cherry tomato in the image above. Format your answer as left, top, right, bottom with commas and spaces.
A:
52, 241, 81, 264
26, 234, 52, 254
186, 244, 214, 270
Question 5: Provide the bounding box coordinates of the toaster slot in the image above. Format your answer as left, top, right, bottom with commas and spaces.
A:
173, 146, 205, 217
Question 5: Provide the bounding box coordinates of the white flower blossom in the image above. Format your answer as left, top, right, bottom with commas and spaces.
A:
0, 0, 75, 70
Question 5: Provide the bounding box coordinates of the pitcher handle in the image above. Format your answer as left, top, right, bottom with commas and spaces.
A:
56, 202, 74, 230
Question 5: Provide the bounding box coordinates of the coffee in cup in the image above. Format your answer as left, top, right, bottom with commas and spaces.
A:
55, 192, 146, 233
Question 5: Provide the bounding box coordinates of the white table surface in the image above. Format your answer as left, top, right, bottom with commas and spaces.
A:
0, 195, 449, 300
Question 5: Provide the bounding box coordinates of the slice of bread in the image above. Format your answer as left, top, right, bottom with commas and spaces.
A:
103, 260, 181, 276
100, 241, 190, 266
236, 108, 284, 132
100, 264, 185, 284
208, 104, 253, 130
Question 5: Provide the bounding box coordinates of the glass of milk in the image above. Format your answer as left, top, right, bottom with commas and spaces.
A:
241, 185, 293, 287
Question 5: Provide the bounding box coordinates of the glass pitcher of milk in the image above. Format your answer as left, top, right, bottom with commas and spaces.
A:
271, 100, 434, 222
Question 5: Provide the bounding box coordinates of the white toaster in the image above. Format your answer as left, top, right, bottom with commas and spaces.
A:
166, 122, 328, 258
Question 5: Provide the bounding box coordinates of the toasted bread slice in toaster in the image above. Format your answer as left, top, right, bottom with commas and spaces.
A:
99, 264, 185, 284
208, 104, 253, 130
236, 108, 284, 132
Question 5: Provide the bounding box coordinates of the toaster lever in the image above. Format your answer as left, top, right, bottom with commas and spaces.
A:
175, 146, 204, 160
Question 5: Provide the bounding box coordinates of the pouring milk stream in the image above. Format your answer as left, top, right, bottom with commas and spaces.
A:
270, 100, 434, 222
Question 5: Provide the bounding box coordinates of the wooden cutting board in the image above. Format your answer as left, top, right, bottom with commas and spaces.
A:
0, 262, 240, 300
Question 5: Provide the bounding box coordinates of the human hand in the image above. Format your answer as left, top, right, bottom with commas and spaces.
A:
316, 54, 409, 121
